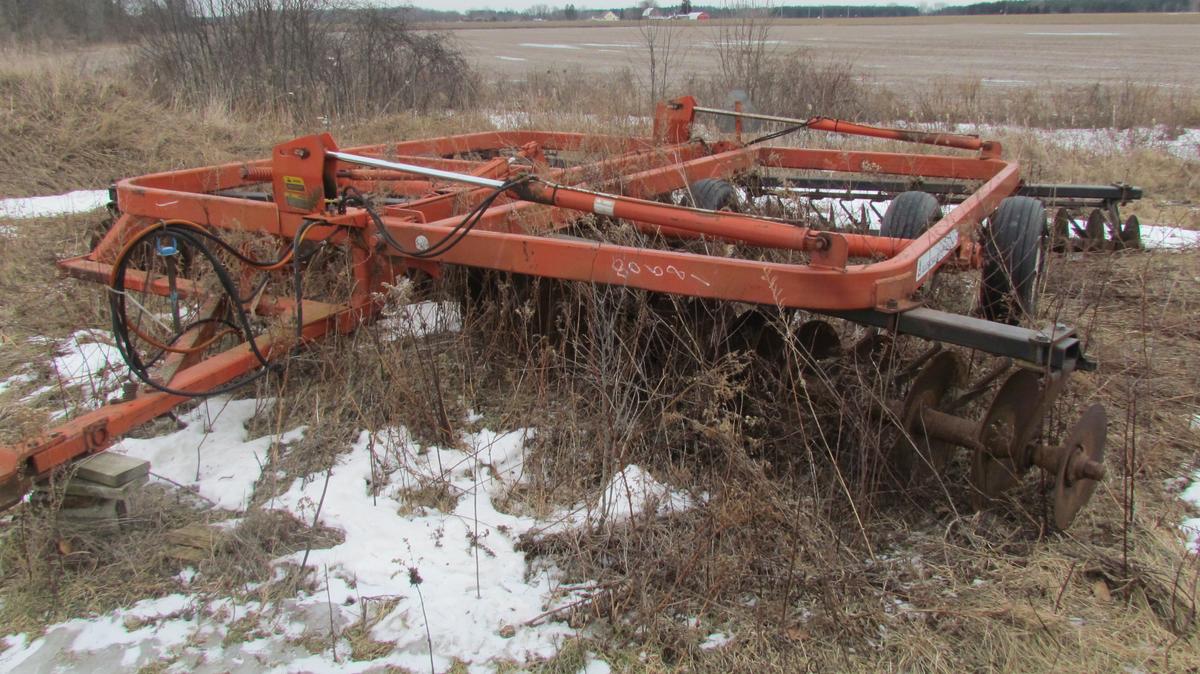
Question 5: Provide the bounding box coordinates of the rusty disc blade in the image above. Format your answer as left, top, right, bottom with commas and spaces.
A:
1120, 214, 1142, 250
1082, 209, 1107, 251
849, 329, 887, 367
969, 368, 1042, 508
1053, 404, 1107, 530
796, 319, 842, 361
723, 307, 785, 360
1051, 208, 1072, 253
891, 350, 963, 485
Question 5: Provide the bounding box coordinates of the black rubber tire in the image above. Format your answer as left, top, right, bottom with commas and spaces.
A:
881, 191, 941, 239
980, 196, 1047, 325
688, 179, 739, 211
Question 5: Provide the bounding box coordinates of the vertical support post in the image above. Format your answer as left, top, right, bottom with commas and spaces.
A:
734, 100, 744, 143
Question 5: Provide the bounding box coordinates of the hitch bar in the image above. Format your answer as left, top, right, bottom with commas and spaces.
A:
830, 307, 1092, 374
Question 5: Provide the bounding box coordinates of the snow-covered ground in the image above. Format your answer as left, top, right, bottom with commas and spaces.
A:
1140, 225, 1200, 250
377, 298, 464, 340
1180, 416, 1200, 552
0, 287, 691, 671
0, 189, 108, 237
5, 330, 126, 420
4, 396, 702, 671
0, 189, 108, 220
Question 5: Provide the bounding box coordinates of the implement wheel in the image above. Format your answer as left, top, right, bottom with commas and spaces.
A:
688, 179, 739, 212
980, 197, 1047, 325
881, 191, 941, 239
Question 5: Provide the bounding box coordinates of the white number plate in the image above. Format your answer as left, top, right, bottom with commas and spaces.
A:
916, 229, 960, 281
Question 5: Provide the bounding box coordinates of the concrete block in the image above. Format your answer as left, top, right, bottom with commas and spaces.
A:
74, 453, 150, 488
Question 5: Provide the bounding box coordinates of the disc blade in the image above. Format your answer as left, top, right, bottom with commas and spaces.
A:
1053, 404, 1107, 530
969, 368, 1042, 508
891, 350, 963, 485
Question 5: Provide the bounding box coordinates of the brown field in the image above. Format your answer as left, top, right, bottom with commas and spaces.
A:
450, 13, 1200, 91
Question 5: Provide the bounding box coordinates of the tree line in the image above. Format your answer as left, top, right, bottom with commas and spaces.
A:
936, 0, 1196, 15
3, 0, 1196, 43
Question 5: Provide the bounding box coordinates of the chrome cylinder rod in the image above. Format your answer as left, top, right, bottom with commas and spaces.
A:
692, 106, 810, 127
328, 150, 507, 189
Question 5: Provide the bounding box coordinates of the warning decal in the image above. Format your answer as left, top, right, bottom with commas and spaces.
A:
283, 176, 306, 193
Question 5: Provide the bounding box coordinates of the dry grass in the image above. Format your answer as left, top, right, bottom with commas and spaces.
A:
0, 46, 285, 198
0, 484, 341, 634
0, 211, 111, 442
0, 38, 1199, 672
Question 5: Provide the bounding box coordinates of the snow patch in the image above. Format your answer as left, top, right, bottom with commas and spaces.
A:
1139, 225, 1200, 250
481, 108, 649, 133
116, 397, 304, 511
705, 39, 788, 48
700, 631, 733, 650
1025, 31, 1122, 37
1058, 218, 1199, 251
1183, 518, 1200, 553
50, 330, 124, 403
490, 110, 533, 129
519, 43, 580, 50
3, 422, 586, 671
949, 124, 1200, 163
495, 55, 527, 62
0, 372, 36, 395
0, 189, 108, 220
1179, 414, 1200, 552
1182, 476, 1200, 552
15, 330, 126, 417
593, 464, 694, 525
0, 594, 199, 673
378, 300, 463, 340
580, 657, 614, 673
267, 426, 578, 670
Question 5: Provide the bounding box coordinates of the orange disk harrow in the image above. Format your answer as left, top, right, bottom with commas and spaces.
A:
1, 97, 1123, 528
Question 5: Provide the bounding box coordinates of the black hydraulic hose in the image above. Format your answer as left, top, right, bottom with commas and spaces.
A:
343, 176, 530, 260
109, 220, 321, 398
746, 124, 808, 147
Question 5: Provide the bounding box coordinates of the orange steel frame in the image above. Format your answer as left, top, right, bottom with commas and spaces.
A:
0, 96, 1022, 506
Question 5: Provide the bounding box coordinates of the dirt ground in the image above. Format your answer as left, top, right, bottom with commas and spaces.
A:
448, 13, 1200, 91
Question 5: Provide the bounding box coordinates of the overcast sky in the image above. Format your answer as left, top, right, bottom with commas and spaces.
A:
399, 1, 968, 12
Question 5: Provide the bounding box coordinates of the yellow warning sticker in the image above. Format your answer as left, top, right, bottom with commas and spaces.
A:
283, 176, 306, 193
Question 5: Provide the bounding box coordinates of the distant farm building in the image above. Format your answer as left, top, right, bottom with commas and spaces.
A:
677, 11, 710, 20
593, 10, 620, 21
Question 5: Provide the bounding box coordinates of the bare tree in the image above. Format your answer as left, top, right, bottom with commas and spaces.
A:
711, 1, 778, 107
637, 18, 685, 107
